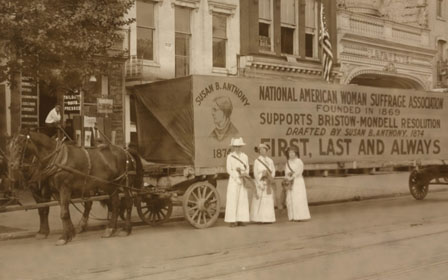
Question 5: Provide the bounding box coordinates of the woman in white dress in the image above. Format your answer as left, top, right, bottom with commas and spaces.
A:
250, 143, 276, 223
284, 146, 311, 221
224, 137, 250, 227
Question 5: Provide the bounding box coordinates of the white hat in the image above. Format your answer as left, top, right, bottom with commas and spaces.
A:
230, 137, 246, 147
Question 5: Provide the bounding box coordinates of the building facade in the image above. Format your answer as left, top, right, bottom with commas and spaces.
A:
2, 1, 447, 149
124, 0, 241, 144
238, 0, 337, 81
123, 0, 337, 145
429, 0, 448, 89
336, 0, 445, 90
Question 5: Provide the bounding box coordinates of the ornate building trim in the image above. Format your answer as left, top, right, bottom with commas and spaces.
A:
343, 67, 428, 90
208, 1, 237, 16
239, 56, 329, 77
171, 0, 200, 9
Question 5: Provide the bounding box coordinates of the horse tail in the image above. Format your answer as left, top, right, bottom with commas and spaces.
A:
127, 148, 143, 190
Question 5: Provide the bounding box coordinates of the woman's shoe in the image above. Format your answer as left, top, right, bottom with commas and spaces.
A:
229, 223, 237, 227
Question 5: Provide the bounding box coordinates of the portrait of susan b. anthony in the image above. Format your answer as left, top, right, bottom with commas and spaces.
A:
209, 96, 239, 142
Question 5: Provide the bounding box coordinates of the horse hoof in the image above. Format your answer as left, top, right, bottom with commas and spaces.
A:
117, 230, 131, 237
55, 239, 68, 246
101, 228, 115, 238
76, 227, 86, 234
35, 233, 48, 240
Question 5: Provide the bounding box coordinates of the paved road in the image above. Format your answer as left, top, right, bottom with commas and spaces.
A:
1, 192, 448, 280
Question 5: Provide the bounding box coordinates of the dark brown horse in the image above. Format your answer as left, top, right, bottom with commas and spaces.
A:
10, 158, 103, 240
9, 131, 142, 245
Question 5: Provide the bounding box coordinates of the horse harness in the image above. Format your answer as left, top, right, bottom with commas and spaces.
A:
17, 133, 137, 190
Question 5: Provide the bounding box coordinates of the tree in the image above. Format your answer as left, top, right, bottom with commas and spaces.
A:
0, 0, 135, 89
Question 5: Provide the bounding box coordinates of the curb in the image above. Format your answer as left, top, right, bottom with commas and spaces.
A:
2, 189, 448, 241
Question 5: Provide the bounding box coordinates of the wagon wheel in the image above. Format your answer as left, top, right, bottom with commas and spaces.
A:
183, 181, 221, 229
135, 195, 173, 225
409, 170, 429, 200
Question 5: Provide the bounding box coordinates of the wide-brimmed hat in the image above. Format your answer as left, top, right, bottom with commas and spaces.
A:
230, 137, 246, 147
254, 143, 270, 153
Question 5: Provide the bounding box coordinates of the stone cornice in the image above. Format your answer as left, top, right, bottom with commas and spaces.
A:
340, 33, 437, 58
338, 9, 430, 32
208, 1, 237, 16
171, 0, 200, 9
240, 55, 338, 78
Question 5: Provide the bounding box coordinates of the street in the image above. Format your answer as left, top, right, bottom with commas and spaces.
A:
1, 191, 448, 280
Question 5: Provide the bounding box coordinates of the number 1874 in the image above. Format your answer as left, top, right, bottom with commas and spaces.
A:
213, 148, 231, 158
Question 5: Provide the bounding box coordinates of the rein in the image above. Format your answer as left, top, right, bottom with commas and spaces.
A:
15, 133, 140, 191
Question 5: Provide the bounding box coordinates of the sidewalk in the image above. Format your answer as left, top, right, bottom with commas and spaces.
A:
1, 171, 447, 241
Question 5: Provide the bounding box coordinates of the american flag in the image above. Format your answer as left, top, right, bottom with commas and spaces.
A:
319, 2, 333, 82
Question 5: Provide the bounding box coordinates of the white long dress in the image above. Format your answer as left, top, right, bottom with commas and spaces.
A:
224, 152, 250, 223
250, 156, 276, 222
285, 158, 311, 221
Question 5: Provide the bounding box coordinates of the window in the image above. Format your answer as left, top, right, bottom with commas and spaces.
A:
281, 0, 296, 55
437, 0, 444, 18
129, 95, 137, 146
213, 14, 227, 68
175, 6, 191, 77
305, 0, 317, 58
136, 1, 155, 60
437, 40, 447, 86
259, 0, 273, 52
305, 33, 314, 57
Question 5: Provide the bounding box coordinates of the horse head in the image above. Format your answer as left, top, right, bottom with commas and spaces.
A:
8, 130, 41, 175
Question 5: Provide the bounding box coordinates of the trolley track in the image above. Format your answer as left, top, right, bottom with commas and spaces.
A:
70, 214, 448, 280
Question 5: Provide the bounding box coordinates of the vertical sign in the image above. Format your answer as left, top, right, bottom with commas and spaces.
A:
63, 90, 81, 120
20, 77, 39, 128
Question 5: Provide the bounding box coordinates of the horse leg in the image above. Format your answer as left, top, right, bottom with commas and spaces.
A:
102, 189, 119, 238
36, 206, 50, 239
31, 182, 51, 239
77, 200, 92, 234
118, 190, 133, 237
56, 186, 76, 246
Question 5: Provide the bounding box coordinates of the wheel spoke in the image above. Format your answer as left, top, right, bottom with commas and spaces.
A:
196, 211, 202, 224
143, 208, 150, 216
198, 186, 205, 198
194, 187, 201, 200
188, 199, 198, 206
202, 186, 208, 199
188, 205, 199, 211
191, 209, 200, 220
208, 201, 217, 209
202, 211, 207, 224
203, 208, 212, 219
205, 190, 214, 201
192, 191, 200, 201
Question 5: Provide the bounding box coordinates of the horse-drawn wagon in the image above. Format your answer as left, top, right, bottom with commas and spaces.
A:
131, 75, 448, 205
3, 75, 448, 244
